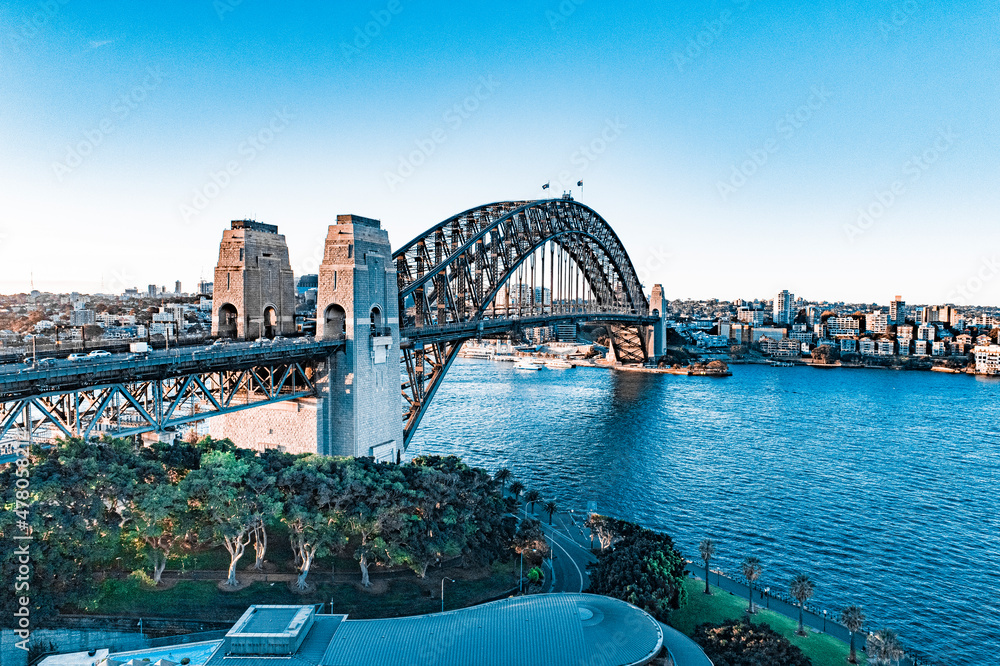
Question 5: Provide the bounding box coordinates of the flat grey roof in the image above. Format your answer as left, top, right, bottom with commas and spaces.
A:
239, 607, 301, 635
321, 594, 662, 666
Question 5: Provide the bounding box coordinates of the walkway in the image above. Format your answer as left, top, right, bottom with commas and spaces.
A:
526, 507, 713, 666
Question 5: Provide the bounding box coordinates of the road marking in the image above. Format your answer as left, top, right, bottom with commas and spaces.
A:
548, 529, 584, 593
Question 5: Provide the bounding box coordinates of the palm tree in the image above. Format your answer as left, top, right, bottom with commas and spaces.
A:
789, 573, 815, 636
525, 489, 541, 514
867, 628, 903, 666
840, 605, 866, 664
544, 500, 558, 524
494, 468, 512, 494
698, 539, 715, 595
508, 480, 524, 502
741, 556, 762, 613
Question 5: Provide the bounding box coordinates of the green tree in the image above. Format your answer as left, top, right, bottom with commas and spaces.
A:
741, 556, 762, 614
494, 468, 512, 494
127, 483, 187, 585
278, 456, 350, 589
840, 605, 866, 664
789, 573, 815, 635
182, 451, 263, 587
543, 500, 558, 525
587, 521, 688, 622
524, 489, 541, 514
698, 538, 715, 595
512, 518, 550, 565
867, 628, 903, 666
508, 480, 524, 499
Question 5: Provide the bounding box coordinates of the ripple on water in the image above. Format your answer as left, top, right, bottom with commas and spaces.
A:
409, 360, 1000, 663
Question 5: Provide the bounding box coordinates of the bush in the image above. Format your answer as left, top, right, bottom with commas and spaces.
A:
587, 519, 688, 622
693, 619, 810, 666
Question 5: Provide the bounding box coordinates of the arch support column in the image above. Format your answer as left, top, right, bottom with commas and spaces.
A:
316, 215, 404, 460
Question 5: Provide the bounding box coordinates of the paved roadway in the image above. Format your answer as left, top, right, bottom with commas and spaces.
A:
527, 507, 713, 666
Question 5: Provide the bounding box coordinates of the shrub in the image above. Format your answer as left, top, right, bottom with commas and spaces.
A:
692, 619, 810, 666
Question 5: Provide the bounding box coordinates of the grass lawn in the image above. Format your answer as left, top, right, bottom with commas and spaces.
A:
86, 560, 517, 622
669, 579, 867, 666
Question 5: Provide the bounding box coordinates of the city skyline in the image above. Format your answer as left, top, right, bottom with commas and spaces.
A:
2, 1, 999, 304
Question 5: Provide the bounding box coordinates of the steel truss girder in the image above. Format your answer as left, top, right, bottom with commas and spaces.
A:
394, 199, 653, 444
393, 199, 649, 329
0, 361, 318, 453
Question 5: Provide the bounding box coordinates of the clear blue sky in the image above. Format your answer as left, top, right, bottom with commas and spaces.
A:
1, 0, 998, 305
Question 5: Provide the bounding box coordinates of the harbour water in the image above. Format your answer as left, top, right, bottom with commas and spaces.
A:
409, 359, 1000, 664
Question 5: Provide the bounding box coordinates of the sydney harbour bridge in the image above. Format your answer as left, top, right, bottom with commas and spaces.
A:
0, 197, 666, 463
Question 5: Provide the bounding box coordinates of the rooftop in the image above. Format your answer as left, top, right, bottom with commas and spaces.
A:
94, 595, 662, 666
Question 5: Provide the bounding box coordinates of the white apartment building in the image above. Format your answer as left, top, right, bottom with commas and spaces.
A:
897, 325, 914, 342
866, 311, 889, 334
974, 345, 1000, 375
827, 317, 860, 336
859, 338, 875, 355
877, 339, 895, 356
917, 324, 937, 341
840, 338, 857, 353
773, 290, 794, 325
914, 340, 929, 356
737, 308, 766, 326
932, 341, 947, 356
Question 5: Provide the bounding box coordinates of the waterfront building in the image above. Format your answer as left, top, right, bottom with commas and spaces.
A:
932, 341, 947, 356
751, 326, 787, 344
759, 336, 800, 356
840, 338, 857, 353
898, 339, 911, 355
914, 339, 929, 356
866, 311, 889, 334
65, 600, 664, 666
877, 339, 895, 356
790, 330, 813, 345
827, 316, 860, 336
859, 338, 875, 355
974, 345, 1000, 375
917, 324, 937, 341
889, 295, 906, 324
773, 289, 794, 324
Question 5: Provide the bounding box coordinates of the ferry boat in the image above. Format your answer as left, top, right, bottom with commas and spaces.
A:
544, 358, 574, 369
514, 358, 542, 370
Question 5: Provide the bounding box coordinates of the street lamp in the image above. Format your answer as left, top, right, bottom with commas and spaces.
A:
822, 609, 827, 633
764, 587, 770, 610
519, 548, 538, 594
441, 577, 455, 613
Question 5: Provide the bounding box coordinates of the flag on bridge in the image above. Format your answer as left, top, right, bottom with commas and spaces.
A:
577, 180, 583, 187
542, 182, 550, 190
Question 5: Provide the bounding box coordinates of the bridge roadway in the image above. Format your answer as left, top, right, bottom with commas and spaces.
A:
400, 310, 658, 345
0, 338, 344, 402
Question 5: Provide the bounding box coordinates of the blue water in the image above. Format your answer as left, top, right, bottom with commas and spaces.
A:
409, 359, 1000, 665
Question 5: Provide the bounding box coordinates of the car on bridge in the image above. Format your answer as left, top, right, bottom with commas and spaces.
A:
87, 350, 112, 358
67, 353, 87, 361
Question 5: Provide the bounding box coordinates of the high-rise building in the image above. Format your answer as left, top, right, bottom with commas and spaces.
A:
175, 281, 182, 294
147, 284, 157, 296
889, 295, 906, 324
773, 290, 793, 324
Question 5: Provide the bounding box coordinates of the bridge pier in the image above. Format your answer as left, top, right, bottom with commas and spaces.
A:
647, 283, 667, 363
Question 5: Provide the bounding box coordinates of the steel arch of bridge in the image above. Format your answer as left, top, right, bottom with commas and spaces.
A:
394, 198, 654, 446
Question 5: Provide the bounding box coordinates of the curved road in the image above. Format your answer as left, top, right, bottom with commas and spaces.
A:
535, 510, 712, 666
